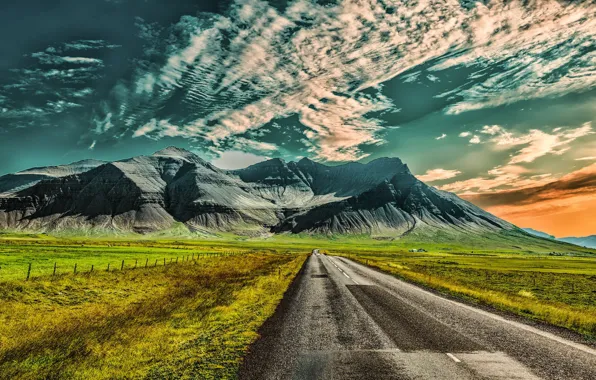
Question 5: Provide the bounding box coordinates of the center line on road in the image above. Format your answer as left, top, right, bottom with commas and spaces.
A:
446, 353, 461, 363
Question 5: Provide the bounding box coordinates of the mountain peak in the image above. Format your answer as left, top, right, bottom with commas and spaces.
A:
152, 146, 199, 159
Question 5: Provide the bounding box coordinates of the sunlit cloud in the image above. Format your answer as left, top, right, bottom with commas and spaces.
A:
440, 164, 552, 194
462, 163, 596, 236
417, 168, 461, 182
98, 0, 596, 161
480, 123, 593, 164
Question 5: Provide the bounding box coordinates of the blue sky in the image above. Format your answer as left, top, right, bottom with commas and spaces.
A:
0, 0, 595, 236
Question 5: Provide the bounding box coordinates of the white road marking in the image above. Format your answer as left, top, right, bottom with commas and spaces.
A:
342, 257, 596, 357
327, 255, 362, 285
446, 353, 461, 363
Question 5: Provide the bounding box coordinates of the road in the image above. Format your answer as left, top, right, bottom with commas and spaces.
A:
239, 253, 596, 380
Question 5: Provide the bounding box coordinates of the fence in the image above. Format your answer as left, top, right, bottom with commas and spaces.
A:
2, 251, 247, 282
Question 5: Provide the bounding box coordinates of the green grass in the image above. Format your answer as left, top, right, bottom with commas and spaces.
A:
333, 249, 596, 338
0, 250, 306, 379
0, 229, 594, 378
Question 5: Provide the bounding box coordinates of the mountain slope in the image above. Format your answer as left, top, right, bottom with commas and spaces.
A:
523, 228, 555, 240
273, 170, 513, 234
0, 159, 105, 195
0, 147, 517, 236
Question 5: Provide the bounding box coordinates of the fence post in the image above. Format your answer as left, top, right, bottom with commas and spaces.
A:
164, 258, 166, 266
176, 257, 179, 264
154, 259, 157, 267
74, 263, 77, 274
26, 263, 32, 281
53, 262, 57, 276
121, 260, 124, 271
135, 259, 138, 269
90, 265, 94, 273
145, 258, 148, 268
107, 263, 110, 272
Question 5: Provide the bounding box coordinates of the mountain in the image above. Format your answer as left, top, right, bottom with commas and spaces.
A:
523, 228, 555, 240
557, 236, 596, 249
0, 147, 516, 235
523, 228, 596, 249
0, 159, 105, 196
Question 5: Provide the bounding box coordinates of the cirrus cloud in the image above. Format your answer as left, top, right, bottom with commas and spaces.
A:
94, 0, 596, 161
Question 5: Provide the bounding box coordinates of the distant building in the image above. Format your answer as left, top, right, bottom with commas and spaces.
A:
409, 248, 427, 253
312, 249, 320, 254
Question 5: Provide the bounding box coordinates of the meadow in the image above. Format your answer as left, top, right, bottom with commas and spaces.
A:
0, 229, 595, 379
0, 234, 307, 379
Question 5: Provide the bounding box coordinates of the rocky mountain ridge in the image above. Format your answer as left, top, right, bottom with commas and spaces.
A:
0, 147, 516, 235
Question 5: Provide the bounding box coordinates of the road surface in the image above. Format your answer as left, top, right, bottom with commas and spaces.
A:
239, 253, 596, 379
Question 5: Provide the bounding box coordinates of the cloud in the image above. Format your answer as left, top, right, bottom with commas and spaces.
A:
225, 137, 278, 153
62, 40, 121, 51
459, 131, 471, 137
469, 135, 481, 144
480, 123, 593, 164
31, 52, 103, 66
440, 164, 552, 194
432, 3, 596, 115
418, 168, 461, 182
461, 163, 596, 236
435, 133, 447, 140
132, 119, 183, 138
211, 150, 269, 170
576, 156, 596, 161
97, 0, 596, 162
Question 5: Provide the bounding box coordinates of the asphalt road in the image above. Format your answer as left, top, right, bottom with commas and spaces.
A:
239, 254, 596, 380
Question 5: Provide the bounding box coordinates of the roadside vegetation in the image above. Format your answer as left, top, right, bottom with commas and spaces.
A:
335, 250, 596, 339
0, 236, 306, 379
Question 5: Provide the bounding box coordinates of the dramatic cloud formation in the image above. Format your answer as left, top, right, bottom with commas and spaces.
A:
479, 123, 593, 164
97, 0, 596, 161
417, 168, 461, 182
441, 164, 553, 194
462, 163, 596, 236
1, 0, 594, 235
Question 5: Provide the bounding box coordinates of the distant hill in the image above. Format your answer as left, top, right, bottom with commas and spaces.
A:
558, 236, 596, 249
523, 228, 596, 249
522, 228, 555, 240
0, 147, 527, 236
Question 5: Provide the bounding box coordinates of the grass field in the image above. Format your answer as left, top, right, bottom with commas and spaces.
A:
0, 229, 595, 378
333, 249, 596, 339
0, 241, 306, 379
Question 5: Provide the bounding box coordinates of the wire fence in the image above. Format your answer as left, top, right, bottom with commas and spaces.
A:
0, 251, 248, 282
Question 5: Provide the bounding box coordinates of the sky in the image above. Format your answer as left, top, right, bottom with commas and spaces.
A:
0, 0, 595, 237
